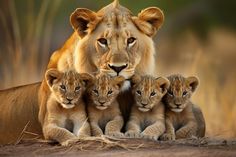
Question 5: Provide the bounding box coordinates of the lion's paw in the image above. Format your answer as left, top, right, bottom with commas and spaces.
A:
106, 132, 124, 138
61, 138, 79, 147
160, 133, 175, 141
125, 131, 141, 138
140, 133, 159, 141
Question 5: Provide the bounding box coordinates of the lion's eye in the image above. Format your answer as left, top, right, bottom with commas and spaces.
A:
60, 85, 66, 91
127, 37, 136, 47
183, 91, 188, 97
136, 90, 141, 95
75, 86, 80, 92
97, 38, 108, 47
93, 89, 99, 95
107, 90, 113, 95
150, 91, 156, 97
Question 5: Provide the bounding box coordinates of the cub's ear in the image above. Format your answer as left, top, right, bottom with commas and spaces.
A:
80, 73, 94, 86
45, 69, 62, 88
187, 76, 199, 92
133, 7, 164, 37
130, 74, 142, 86
113, 76, 125, 88
156, 77, 170, 95
70, 8, 99, 38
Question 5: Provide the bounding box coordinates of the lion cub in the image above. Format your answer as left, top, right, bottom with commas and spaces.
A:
43, 69, 92, 146
86, 74, 125, 137
125, 75, 170, 140
161, 74, 200, 140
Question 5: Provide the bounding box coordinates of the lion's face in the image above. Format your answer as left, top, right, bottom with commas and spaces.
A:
87, 74, 124, 110
70, 1, 164, 80
164, 74, 199, 113
131, 75, 169, 112
45, 69, 92, 109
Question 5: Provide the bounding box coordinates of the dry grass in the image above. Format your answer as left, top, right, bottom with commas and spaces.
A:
0, 1, 235, 139
0, 0, 62, 88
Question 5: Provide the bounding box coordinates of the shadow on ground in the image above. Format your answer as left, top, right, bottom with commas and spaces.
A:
0, 137, 236, 157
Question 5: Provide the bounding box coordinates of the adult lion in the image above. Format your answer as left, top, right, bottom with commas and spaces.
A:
38, 0, 165, 127
0, 0, 205, 144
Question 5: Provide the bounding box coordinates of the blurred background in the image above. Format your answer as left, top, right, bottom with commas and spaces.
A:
0, 0, 235, 138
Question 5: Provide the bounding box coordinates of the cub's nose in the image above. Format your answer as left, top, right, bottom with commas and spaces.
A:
141, 102, 148, 107
108, 64, 128, 74
66, 98, 73, 102
99, 101, 106, 105
175, 103, 181, 107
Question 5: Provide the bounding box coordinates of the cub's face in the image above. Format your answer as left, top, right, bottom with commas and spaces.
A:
164, 74, 199, 113
45, 69, 92, 109
131, 75, 169, 112
87, 74, 125, 110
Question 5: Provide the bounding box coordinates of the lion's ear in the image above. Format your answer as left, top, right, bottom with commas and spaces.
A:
70, 8, 98, 38
133, 7, 164, 37
80, 73, 94, 86
156, 77, 170, 95
187, 76, 199, 92
131, 74, 142, 86
45, 69, 62, 88
113, 76, 125, 88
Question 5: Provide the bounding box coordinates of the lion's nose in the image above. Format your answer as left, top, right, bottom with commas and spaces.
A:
175, 103, 181, 107
141, 102, 148, 107
66, 98, 73, 102
108, 64, 128, 74
99, 100, 106, 105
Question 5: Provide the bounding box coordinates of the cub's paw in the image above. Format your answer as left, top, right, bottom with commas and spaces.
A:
140, 133, 159, 141
160, 133, 175, 141
61, 138, 79, 147
125, 131, 141, 138
92, 131, 103, 137
106, 132, 124, 138
176, 129, 196, 139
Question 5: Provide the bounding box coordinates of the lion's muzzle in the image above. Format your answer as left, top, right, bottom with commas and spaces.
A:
108, 63, 128, 75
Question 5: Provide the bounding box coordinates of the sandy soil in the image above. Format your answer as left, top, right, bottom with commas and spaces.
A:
0, 137, 236, 157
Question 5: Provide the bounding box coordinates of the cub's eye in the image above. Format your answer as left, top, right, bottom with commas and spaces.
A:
75, 86, 80, 92
93, 89, 99, 95
183, 91, 188, 97
60, 85, 66, 91
97, 38, 108, 47
150, 91, 156, 97
168, 90, 173, 96
136, 90, 141, 95
127, 37, 136, 46
107, 90, 113, 95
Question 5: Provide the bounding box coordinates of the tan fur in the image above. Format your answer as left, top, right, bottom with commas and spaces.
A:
161, 74, 205, 140
125, 75, 169, 140
87, 74, 125, 137
42, 69, 91, 146
39, 0, 164, 129
0, 83, 42, 144
0, 1, 164, 144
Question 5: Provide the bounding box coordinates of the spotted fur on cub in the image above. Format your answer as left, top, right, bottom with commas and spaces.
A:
125, 75, 169, 140
86, 73, 125, 137
161, 74, 205, 140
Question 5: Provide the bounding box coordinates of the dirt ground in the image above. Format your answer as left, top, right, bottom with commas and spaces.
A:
0, 137, 236, 157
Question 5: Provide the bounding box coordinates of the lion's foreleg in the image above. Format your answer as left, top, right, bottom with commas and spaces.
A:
160, 118, 175, 140
90, 122, 103, 136
141, 121, 165, 140
125, 116, 141, 138
43, 124, 76, 144
175, 121, 197, 139
105, 115, 124, 137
